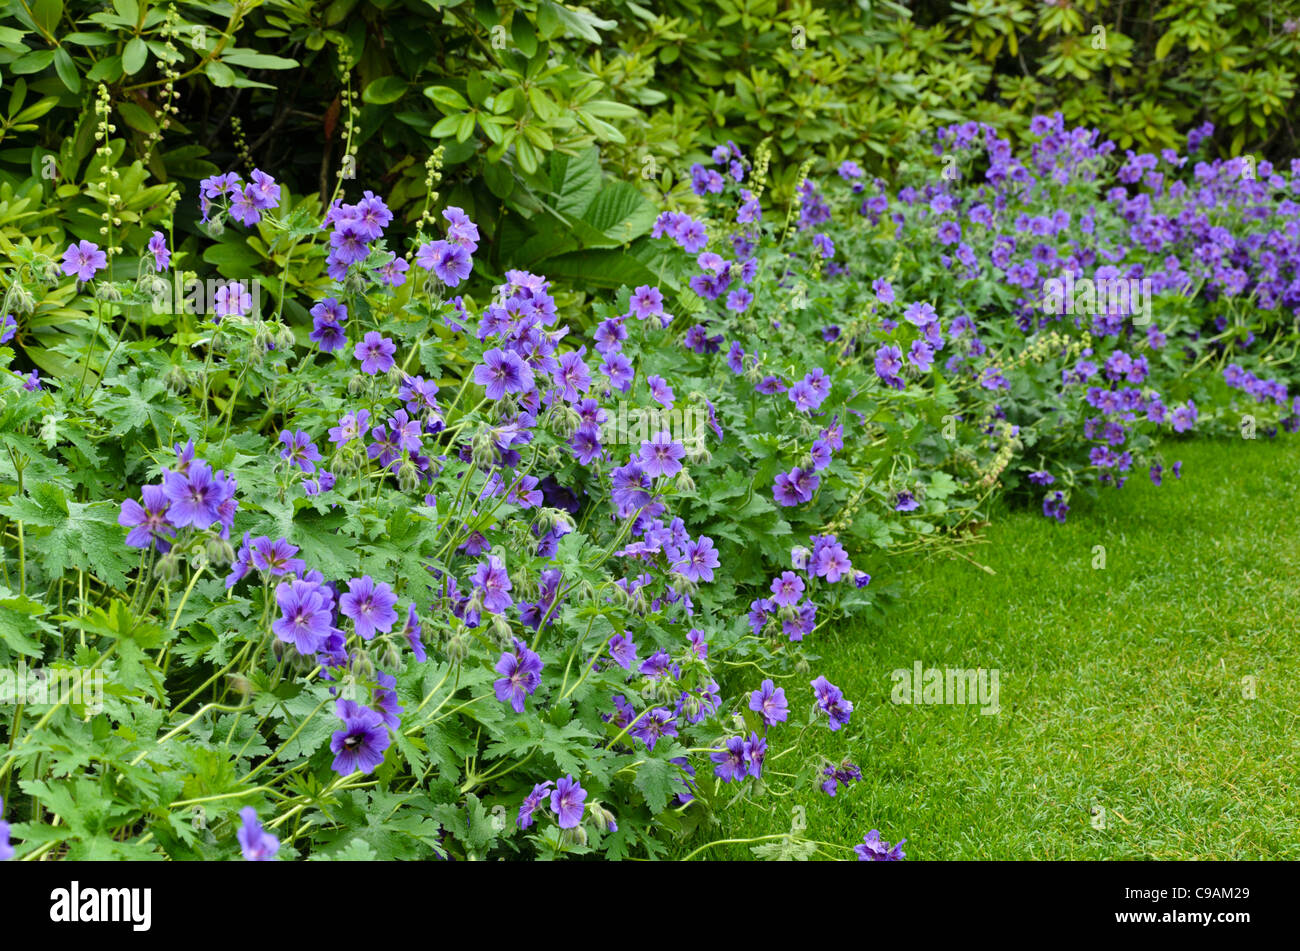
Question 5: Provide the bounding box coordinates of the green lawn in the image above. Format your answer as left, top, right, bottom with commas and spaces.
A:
676, 437, 1300, 860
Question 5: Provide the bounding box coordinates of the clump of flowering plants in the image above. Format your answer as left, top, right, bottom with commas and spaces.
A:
1, 111, 1295, 861
0, 162, 885, 861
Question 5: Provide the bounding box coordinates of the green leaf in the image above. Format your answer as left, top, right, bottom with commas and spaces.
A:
0, 587, 53, 657
116, 101, 157, 133
362, 75, 407, 105
424, 85, 468, 112
205, 60, 236, 87
634, 757, 678, 813
53, 46, 80, 93
122, 36, 148, 75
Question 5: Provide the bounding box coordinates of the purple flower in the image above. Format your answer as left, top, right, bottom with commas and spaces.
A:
148, 231, 171, 272
518, 781, 553, 829
894, 490, 919, 512
213, 281, 252, 319
1, 795, 13, 861
631, 707, 679, 751
271, 578, 333, 654
874, 345, 906, 389
550, 775, 587, 829
402, 603, 427, 662
629, 284, 664, 319
473, 554, 513, 614
160, 459, 224, 529
279, 430, 323, 473
329, 409, 371, 446
608, 633, 639, 670
339, 575, 399, 640
647, 375, 675, 408
238, 808, 280, 861
355, 332, 396, 375
711, 736, 749, 783
118, 484, 174, 551
61, 240, 107, 281
249, 536, 305, 576
811, 675, 853, 731
330, 699, 391, 776
494, 638, 544, 713
770, 571, 804, 607
443, 206, 480, 249
638, 431, 685, 478
671, 535, 719, 583
749, 679, 788, 726
854, 829, 906, 861
474, 348, 535, 400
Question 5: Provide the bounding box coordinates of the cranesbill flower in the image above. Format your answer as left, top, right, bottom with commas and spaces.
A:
330, 699, 391, 775
518, 781, 553, 829
61, 240, 107, 281
811, 675, 853, 731
443, 206, 480, 249
148, 231, 171, 272
550, 775, 587, 829
160, 459, 222, 529
854, 829, 906, 861
629, 285, 664, 319
770, 571, 805, 607
494, 638, 544, 713
812, 541, 852, 582
339, 575, 399, 639
279, 430, 322, 473
874, 345, 906, 390
433, 242, 474, 286
749, 679, 788, 726
250, 536, 305, 576
474, 348, 535, 400
328, 409, 370, 447
894, 490, 919, 512
712, 736, 749, 782
373, 670, 404, 729
631, 707, 679, 751
401, 604, 427, 662
638, 431, 685, 479
355, 332, 396, 375
213, 281, 252, 319
0, 795, 13, 861
608, 633, 639, 670
647, 375, 675, 408
473, 555, 513, 614
238, 808, 280, 861
118, 484, 174, 551
671, 535, 719, 583
271, 578, 333, 654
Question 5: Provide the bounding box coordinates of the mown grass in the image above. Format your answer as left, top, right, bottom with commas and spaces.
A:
673, 437, 1300, 860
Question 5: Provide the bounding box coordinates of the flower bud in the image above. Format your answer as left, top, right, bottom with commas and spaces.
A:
9, 283, 36, 315
225, 672, 254, 696
397, 459, 420, 492
95, 282, 122, 302
444, 633, 470, 665
489, 612, 513, 647
164, 364, 190, 394
351, 648, 375, 682
155, 550, 183, 581
204, 535, 235, 567
587, 802, 618, 834
276, 324, 296, 351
